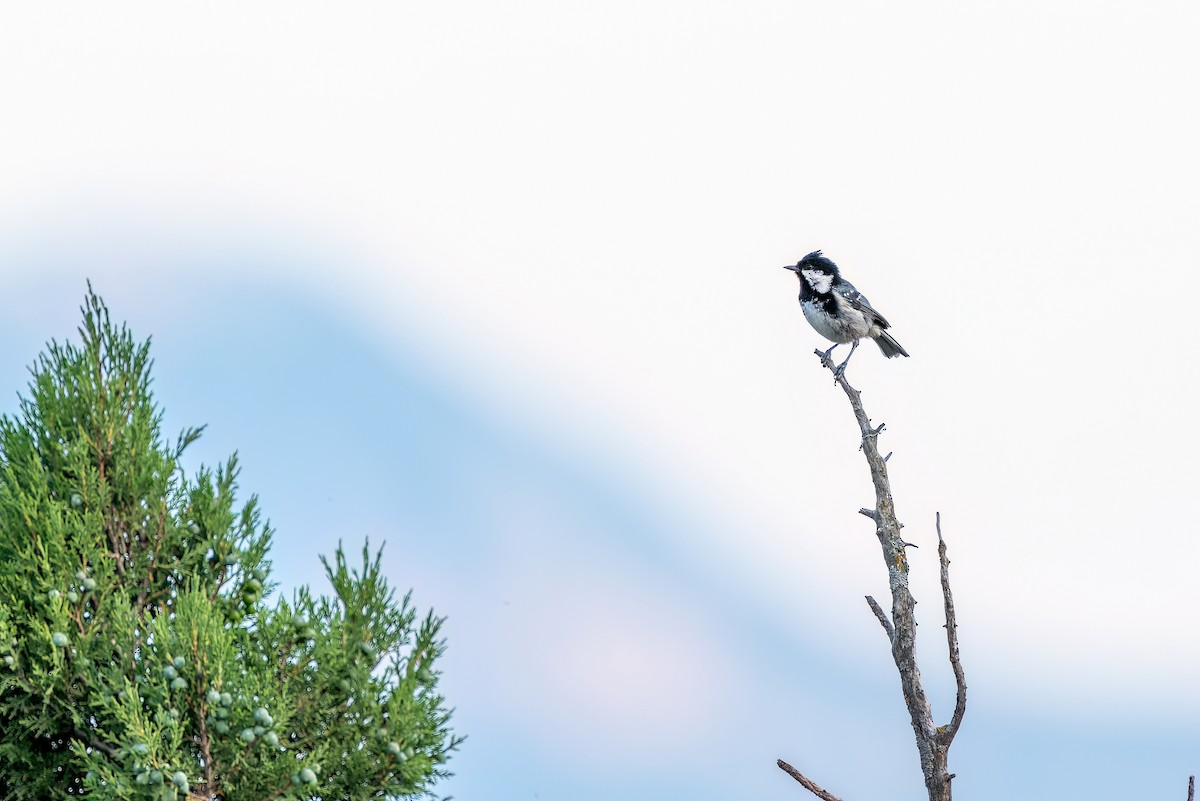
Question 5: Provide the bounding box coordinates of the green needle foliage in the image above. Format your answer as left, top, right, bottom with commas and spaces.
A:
0, 288, 461, 800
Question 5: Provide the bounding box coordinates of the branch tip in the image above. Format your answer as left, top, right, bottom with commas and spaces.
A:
777, 759, 846, 801
937, 516, 967, 746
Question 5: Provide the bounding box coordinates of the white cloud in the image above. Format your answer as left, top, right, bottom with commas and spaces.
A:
4, 0, 1200, 737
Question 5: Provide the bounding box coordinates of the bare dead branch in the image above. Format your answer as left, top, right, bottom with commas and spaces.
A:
865, 595, 895, 643
777, 759, 846, 801
936, 512, 967, 747
808, 348, 960, 801
785, 346, 1195, 799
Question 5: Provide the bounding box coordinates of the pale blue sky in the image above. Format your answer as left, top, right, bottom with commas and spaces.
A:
3, 2, 1200, 798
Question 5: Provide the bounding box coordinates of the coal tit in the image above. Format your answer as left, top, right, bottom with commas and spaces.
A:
783, 250, 909, 370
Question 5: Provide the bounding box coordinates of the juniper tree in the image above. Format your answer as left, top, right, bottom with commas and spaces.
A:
0, 289, 461, 800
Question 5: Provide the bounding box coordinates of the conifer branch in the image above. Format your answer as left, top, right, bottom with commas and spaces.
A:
0, 289, 459, 801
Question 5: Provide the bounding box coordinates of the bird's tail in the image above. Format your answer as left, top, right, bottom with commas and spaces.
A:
873, 331, 909, 358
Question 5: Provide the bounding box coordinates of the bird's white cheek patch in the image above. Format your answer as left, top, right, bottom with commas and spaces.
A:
801, 269, 833, 294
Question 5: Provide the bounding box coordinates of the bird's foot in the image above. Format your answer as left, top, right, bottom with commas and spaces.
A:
819, 344, 839, 370
833, 341, 859, 379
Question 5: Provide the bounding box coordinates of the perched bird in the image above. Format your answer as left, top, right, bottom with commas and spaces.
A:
783, 250, 908, 372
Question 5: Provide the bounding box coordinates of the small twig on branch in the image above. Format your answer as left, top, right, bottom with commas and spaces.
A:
1188, 775, 1194, 801
777, 759, 846, 801
71, 728, 116, 757
865, 595, 895, 643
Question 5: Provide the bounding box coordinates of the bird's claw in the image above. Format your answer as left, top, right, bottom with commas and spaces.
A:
819, 344, 839, 372
832, 340, 858, 379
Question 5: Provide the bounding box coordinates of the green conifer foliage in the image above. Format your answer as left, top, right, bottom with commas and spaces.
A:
0, 289, 461, 800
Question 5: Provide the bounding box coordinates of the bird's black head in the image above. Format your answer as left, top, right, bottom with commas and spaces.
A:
783, 250, 840, 277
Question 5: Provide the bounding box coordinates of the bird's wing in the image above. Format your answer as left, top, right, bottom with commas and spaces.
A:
837, 281, 891, 328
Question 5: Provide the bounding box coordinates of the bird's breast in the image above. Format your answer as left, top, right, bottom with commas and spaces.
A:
801, 296, 870, 342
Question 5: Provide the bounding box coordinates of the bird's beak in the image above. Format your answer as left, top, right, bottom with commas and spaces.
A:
783, 264, 799, 272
